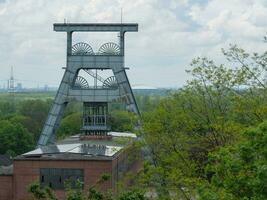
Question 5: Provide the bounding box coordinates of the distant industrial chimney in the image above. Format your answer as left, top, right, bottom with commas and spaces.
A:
8, 66, 15, 93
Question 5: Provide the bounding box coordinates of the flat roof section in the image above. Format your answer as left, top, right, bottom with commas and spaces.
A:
23, 143, 122, 157
15, 132, 136, 161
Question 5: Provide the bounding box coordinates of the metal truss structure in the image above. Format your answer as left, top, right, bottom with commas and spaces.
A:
37, 23, 139, 146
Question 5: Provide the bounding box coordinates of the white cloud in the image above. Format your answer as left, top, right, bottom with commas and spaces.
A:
0, 0, 266, 88
189, 0, 267, 50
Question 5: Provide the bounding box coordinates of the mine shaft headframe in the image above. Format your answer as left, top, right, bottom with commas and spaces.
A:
54, 23, 138, 56
37, 23, 140, 147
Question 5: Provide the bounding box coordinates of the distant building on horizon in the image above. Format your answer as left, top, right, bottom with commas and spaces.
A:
7, 67, 15, 93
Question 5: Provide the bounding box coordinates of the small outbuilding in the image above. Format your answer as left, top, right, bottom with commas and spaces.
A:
0, 132, 142, 200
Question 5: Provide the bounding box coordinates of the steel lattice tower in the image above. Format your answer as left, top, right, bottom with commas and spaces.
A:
37, 23, 139, 146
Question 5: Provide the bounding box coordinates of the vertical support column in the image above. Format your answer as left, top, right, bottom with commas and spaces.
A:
116, 30, 140, 115
37, 68, 76, 146
119, 31, 125, 56
67, 31, 73, 56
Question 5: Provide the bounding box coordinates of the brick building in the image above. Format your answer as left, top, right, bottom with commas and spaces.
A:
0, 155, 13, 200
0, 132, 142, 200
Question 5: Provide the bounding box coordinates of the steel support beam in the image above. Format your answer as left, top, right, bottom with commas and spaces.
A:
54, 23, 138, 32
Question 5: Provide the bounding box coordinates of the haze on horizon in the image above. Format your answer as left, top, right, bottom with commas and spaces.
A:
0, 0, 266, 88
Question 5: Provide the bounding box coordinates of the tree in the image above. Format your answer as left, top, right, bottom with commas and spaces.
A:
56, 112, 82, 139
117, 190, 147, 200
0, 100, 16, 119
143, 97, 199, 199
142, 59, 250, 199
142, 39, 267, 199
0, 120, 34, 156
10, 115, 38, 141
110, 111, 137, 132
28, 182, 58, 200
18, 99, 51, 121
135, 95, 161, 113
18, 99, 51, 140
198, 120, 267, 200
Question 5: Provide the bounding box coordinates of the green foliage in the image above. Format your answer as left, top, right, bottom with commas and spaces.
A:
0, 100, 15, 118
0, 97, 144, 155
65, 179, 85, 200
57, 112, 82, 139
110, 111, 137, 132
18, 99, 51, 121
18, 99, 51, 141
117, 189, 147, 200
10, 115, 38, 141
143, 97, 198, 198
199, 121, 267, 200
87, 174, 113, 200
63, 102, 82, 117
0, 119, 34, 156
28, 174, 146, 200
135, 95, 161, 112
28, 182, 58, 200
141, 40, 267, 199
28, 183, 47, 199
0, 98, 51, 154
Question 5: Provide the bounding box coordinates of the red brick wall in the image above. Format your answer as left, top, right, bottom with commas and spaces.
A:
0, 175, 13, 200
112, 145, 143, 194
13, 160, 112, 200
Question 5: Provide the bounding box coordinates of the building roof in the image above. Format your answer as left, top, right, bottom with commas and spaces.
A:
0, 155, 13, 175
0, 165, 13, 175
14, 132, 136, 161
0, 155, 12, 166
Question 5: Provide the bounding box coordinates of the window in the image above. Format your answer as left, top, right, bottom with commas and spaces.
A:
40, 168, 84, 190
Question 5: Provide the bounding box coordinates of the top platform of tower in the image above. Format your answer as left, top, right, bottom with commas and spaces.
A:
53, 23, 138, 32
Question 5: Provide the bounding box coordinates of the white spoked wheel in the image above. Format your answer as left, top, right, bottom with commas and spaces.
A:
98, 42, 120, 55
103, 76, 118, 89
74, 76, 90, 89
72, 42, 94, 55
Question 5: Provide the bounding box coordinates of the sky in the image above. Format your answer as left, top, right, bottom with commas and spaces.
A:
0, 0, 266, 88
